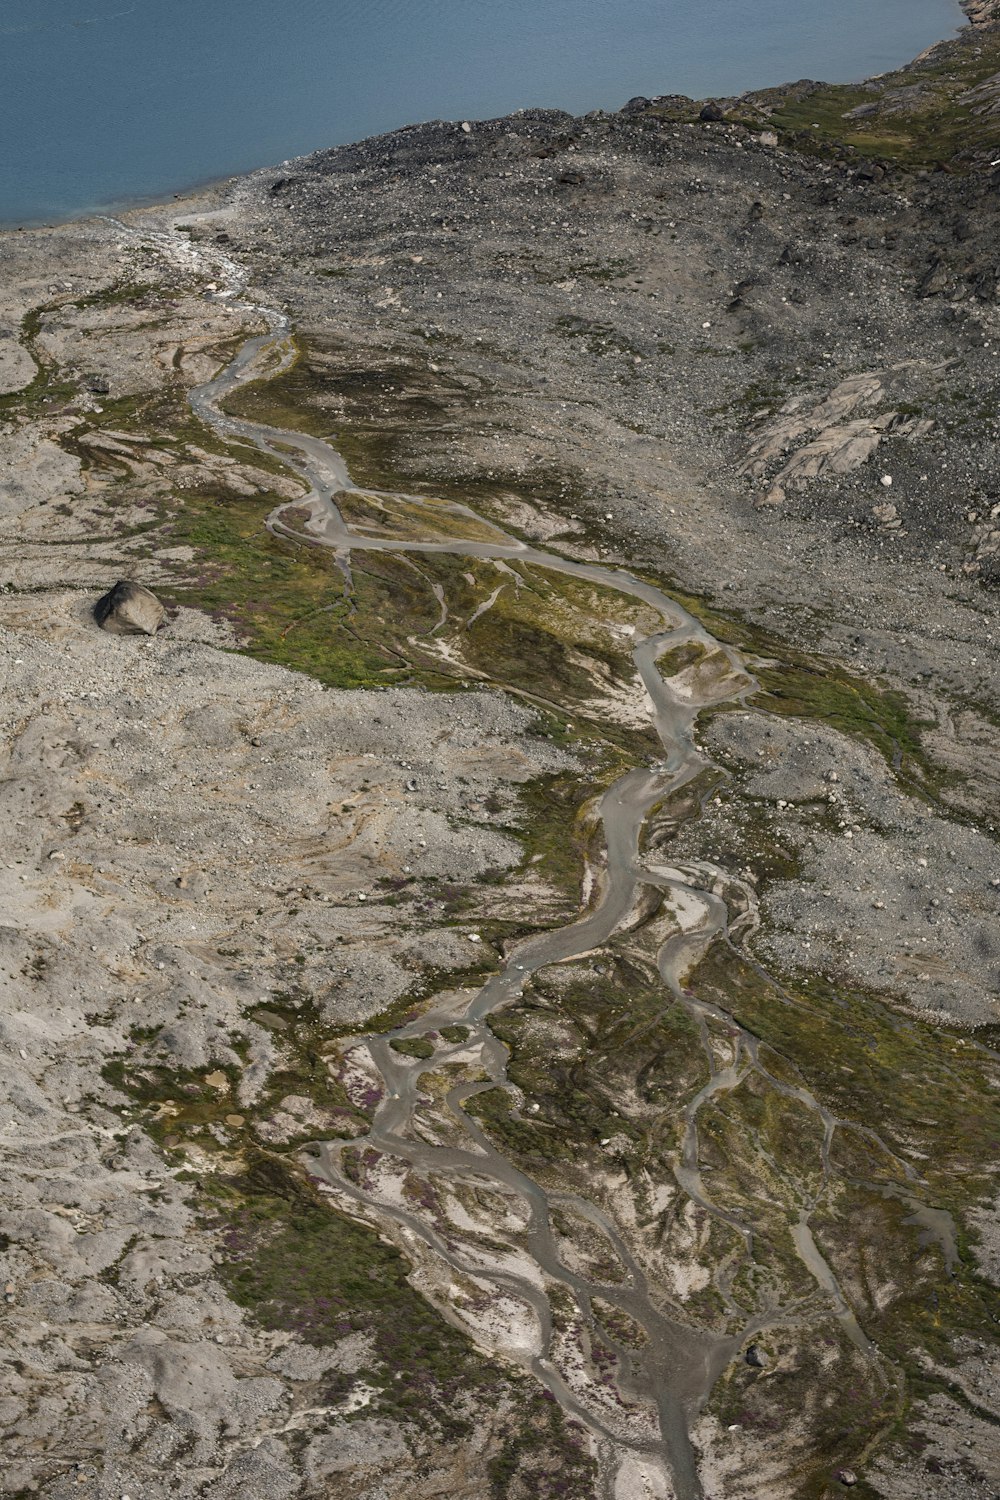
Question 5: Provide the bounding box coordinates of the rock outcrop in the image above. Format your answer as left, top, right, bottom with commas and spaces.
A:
93, 579, 166, 636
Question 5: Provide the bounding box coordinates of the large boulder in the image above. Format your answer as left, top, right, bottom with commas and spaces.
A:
93, 580, 165, 636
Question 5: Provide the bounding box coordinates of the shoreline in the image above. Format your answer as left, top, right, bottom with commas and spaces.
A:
0, 0, 985, 235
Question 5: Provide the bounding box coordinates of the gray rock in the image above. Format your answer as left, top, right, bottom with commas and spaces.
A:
745, 1343, 768, 1368
93, 580, 165, 636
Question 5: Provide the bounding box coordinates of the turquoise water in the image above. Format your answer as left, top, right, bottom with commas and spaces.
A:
0, 0, 965, 225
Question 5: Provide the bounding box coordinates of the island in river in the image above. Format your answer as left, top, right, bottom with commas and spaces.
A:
1, 6, 999, 1499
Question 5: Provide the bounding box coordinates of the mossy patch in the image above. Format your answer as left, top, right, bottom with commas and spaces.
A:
390, 1035, 436, 1060
665, 583, 949, 804
468, 954, 707, 1177
204, 1156, 595, 1488
757, 29, 1000, 172
691, 943, 1000, 1451
645, 26, 1000, 173
211, 1154, 495, 1434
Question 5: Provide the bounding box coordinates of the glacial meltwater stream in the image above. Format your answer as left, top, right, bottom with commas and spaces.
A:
115, 216, 953, 1497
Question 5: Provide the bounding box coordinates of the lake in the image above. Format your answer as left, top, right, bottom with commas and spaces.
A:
0, 0, 966, 226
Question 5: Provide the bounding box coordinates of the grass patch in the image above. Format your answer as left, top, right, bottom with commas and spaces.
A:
204, 1156, 596, 1490
467, 953, 707, 1175
211, 1154, 496, 1435
751, 28, 1000, 171
686, 941, 1000, 1488
664, 583, 947, 802
390, 1036, 436, 1060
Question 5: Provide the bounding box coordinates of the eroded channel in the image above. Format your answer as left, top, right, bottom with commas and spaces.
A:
125, 226, 945, 1498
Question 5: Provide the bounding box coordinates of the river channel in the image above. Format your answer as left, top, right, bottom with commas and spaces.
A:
121, 219, 942, 1497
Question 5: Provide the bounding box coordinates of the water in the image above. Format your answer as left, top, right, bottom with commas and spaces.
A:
153, 213, 936, 1492
0, 0, 964, 226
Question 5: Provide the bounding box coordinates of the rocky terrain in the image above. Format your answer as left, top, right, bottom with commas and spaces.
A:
2, 11, 1000, 1500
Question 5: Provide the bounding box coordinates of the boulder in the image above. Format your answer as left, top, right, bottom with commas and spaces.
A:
93, 580, 165, 636
700, 102, 724, 122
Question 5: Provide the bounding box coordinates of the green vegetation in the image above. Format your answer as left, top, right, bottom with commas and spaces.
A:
211, 1154, 496, 1434
206, 1156, 594, 1489
656, 639, 711, 676
390, 1035, 436, 1060
60, 260, 996, 1495
487, 1399, 596, 1499
753, 660, 933, 776
105, 1044, 594, 1485
507, 770, 601, 906
564, 256, 639, 284
591, 1297, 648, 1350
0, 282, 195, 421
692, 945, 1000, 1475
646, 25, 1000, 172
666, 584, 948, 803
0, 305, 76, 418
103, 992, 367, 1154
219, 336, 598, 532
694, 948, 1000, 1216
758, 32, 1000, 170
162, 484, 455, 689
711, 1325, 893, 1499
468, 955, 707, 1177
324, 956, 499, 1045
72, 279, 163, 311
221, 338, 468, 465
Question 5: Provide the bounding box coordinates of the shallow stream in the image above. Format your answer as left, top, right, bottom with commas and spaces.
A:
128, 223, 948, 1496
